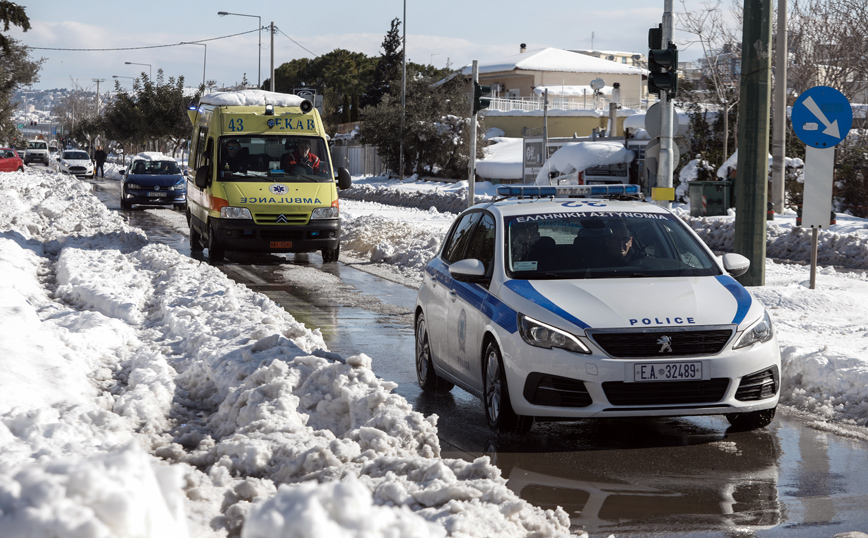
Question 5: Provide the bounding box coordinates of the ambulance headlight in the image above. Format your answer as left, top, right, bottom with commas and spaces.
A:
310, 207, 339, 219
734, 310, 774, 349
220, 207, 252, 219
518, 314, 590, 354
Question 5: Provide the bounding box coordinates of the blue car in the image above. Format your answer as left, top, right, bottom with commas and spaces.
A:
120, 155, 187, 210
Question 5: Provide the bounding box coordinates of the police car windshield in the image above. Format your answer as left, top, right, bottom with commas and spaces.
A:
507, 212, 721, 279
218, 135, 333, 182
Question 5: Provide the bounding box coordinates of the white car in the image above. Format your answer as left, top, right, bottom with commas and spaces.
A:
414, 184, 780, 434
55, 149, 94, 178
24, 139, 50, 165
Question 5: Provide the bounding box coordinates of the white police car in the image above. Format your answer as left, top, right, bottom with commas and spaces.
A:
414, 185, 780, 434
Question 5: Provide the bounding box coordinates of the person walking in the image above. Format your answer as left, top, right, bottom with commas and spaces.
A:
94, 146, 107, 178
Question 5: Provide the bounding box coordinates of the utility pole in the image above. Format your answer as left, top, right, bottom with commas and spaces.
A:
468, 60, 479, 208
657, 0, 675, 210
399, 0, 407, 180
270, 22, 275, 92
771, 0, 788, 214
92, 78, 105, 116
734, 0, 774, 286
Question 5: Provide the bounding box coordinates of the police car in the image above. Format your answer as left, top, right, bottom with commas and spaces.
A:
414, 185, 780, 434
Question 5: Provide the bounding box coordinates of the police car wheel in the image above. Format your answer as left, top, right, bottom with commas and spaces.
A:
415, 314, 453, 392
725, 406, 776, 431
208, 223, 225, 263
484, 341, 532, 434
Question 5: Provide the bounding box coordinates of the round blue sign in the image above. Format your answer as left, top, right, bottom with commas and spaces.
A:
791, 86, 852, 148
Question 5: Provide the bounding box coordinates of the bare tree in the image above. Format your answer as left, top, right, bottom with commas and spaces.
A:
677, 0, 743, 160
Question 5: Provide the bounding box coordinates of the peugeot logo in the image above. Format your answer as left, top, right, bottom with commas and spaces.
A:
276, 214, 288, 223
657, 335, 673, 353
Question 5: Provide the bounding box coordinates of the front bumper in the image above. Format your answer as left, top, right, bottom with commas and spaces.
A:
502, 331, 781, 419
123, 188, 187, 206
209, 217, 340, 253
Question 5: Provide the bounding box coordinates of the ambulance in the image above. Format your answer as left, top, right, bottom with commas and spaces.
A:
186, 90, 351, 263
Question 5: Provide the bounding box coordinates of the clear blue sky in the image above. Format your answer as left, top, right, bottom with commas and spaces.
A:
13, 0, 715, 92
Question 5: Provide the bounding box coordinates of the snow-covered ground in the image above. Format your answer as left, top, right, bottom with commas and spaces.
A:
2, 145, 868, 537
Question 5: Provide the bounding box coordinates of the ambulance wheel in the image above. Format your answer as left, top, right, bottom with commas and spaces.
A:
726, 406, 776, 431
189, 223, 204, 252
415, 314, 453, 392
484, 341, 533, 434
321, 245, 340, 263
208, 223, 224, 263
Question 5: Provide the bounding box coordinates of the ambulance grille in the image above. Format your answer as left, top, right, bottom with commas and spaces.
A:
588, 327, 734, 358
254, 212, 309, 225
603, 378, 730, 406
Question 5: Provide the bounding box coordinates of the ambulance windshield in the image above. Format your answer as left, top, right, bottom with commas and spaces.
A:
218, 136, 333, 182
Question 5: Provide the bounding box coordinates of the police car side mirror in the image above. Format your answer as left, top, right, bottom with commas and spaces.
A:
337, 167, 352, 190
449, 258, 487, 282
722, 253, 750, 278
195, 165, 210, 189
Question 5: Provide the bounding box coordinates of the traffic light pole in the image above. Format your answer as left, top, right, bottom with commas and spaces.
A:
468, 60, 478, 209
657, 0, 675, 209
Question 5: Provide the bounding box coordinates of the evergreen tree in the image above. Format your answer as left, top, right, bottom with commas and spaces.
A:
362, 18, 403, 109
0, 3, 41, 144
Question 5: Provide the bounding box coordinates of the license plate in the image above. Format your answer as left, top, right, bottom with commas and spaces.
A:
634, 362, 702, 382
147, 191, 167, 197
270, 241, 292, 248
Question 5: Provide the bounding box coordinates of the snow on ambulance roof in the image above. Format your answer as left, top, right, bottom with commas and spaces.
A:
199, 89, 305, 107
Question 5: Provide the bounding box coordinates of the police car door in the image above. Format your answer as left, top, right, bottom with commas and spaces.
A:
446, 212, 496, 391
427, 211, 483, 369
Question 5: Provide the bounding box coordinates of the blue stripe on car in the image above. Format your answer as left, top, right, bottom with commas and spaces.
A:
428, 259, 518, 333
715, 275, 752, 325
504, 280, 590, 329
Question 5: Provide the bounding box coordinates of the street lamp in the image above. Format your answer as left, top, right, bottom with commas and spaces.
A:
125, 61, 152, 79
181, 42, 207, 91
217, 11, 261, 88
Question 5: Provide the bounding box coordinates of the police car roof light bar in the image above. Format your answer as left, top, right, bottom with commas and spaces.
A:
496, 184, 641, 199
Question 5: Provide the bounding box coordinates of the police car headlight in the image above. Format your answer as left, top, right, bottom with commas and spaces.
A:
310, 207, 339, 219
518, 314, 590, 354
220, 207, 252, 219
734, 310, 774, 349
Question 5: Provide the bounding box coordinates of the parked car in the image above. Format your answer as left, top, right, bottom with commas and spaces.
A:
0, 148, 24, 172
119, 154, 187, 210
54, 149, 94, 178
24, 139, 49, 165
414, 184, 780, 434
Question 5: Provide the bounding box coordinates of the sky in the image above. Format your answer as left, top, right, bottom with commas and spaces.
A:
10, 0, 717, 92
2, 127, 868, 535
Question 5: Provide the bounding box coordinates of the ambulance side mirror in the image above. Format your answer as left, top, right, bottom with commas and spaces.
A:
195, 165, 210, 189
337, 167, 352, 190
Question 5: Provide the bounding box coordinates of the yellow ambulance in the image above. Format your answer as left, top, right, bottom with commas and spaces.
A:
186, 90, 351, 263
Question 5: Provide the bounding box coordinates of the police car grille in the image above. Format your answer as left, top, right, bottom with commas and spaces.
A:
254, 212, 309, 225
590, 329, 733, 358
523, 373, 592, 408
735, 366, 779, 401
603, 378, 730, 406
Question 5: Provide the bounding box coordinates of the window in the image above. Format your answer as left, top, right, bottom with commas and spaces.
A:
464, 213, 496, 275
442, 212, 482, 264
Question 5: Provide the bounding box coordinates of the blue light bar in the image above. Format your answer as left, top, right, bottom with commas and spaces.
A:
496, 184, 640, 198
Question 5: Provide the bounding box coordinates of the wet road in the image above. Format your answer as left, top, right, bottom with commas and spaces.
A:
88, 178, 868, 537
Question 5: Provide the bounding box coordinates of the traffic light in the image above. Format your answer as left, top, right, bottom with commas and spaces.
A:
647, 25, 678, 98
472, 82, 492, 114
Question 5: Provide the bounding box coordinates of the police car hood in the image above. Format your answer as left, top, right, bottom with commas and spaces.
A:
222, 181, 332, 206
501, 275, 762, 331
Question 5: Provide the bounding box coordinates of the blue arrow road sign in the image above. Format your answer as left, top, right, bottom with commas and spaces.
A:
792, 86, 852, 148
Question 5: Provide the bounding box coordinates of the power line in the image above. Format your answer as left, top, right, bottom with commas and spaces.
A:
275, 27, 318, 58
25, 29, 260, 52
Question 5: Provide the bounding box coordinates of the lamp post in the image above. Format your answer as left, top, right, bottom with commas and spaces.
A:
125, 61, 152, 79
181, 42, 207, 91
217, 11, 261, 88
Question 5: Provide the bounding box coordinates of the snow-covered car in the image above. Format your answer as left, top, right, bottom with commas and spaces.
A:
0, 148, 24, 172
54, 149, 94, 178
414, 184, 780, 434
119, 153, 186, 210
24, 139, 49, 165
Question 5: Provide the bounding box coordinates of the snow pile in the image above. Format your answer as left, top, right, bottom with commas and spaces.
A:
0, 169, 571, 537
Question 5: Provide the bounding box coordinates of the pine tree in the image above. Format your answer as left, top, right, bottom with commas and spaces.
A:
362, 18, 403, 109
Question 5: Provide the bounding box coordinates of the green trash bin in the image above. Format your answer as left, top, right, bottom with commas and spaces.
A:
688, 180, 732, 217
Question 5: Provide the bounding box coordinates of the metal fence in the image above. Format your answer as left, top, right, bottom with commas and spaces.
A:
331, 144, 387, 177
486, 96, 649, 113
